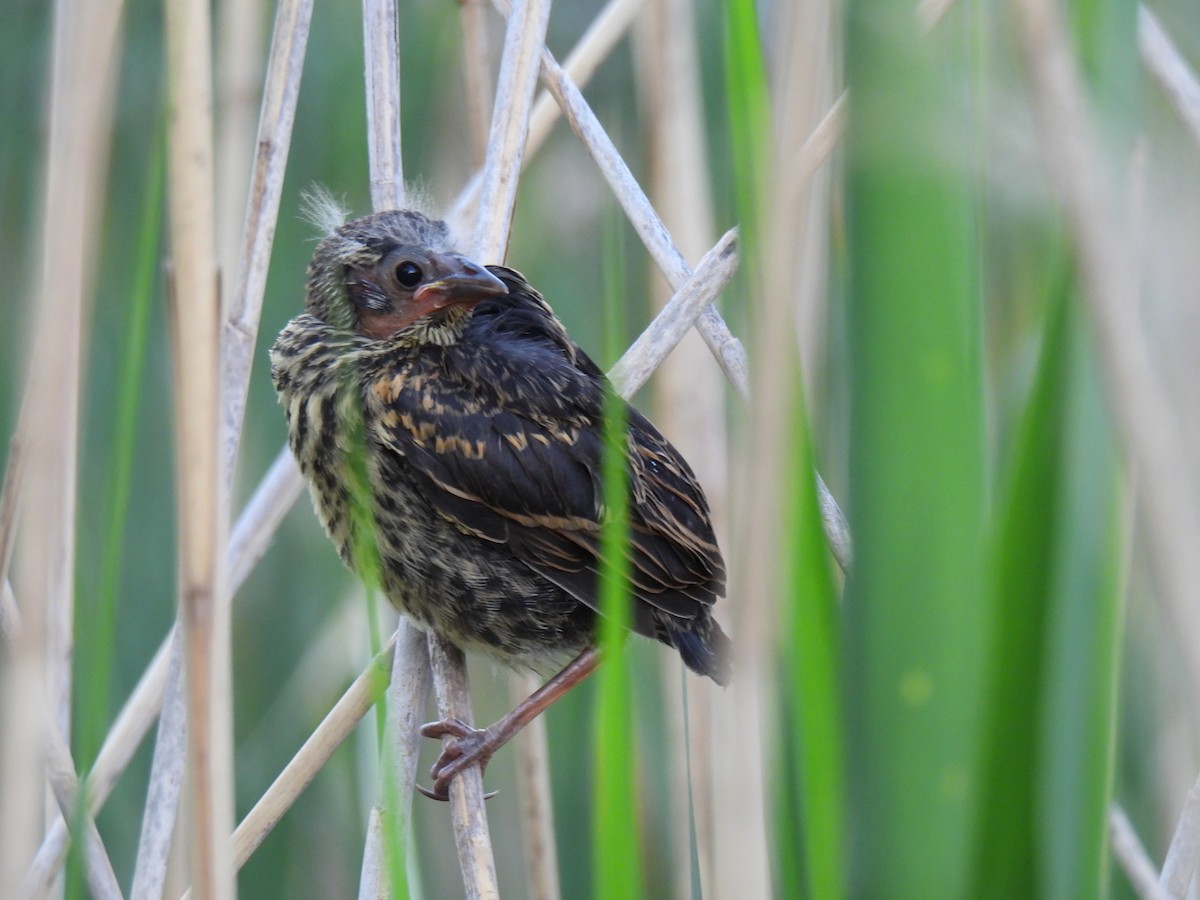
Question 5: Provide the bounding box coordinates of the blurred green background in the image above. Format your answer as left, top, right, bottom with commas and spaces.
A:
5, 0, 1200, 896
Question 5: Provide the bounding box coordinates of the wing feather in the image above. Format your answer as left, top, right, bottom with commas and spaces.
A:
364, 267, 725, 633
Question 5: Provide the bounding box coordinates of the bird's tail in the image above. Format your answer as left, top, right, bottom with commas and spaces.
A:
671, 618, 732, 686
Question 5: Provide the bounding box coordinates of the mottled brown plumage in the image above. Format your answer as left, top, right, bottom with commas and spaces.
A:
271, 209, 729, 798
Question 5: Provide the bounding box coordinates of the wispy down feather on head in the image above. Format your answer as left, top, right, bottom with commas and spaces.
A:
300, 185, 351, 239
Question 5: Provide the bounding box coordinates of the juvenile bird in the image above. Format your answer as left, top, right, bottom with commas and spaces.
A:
271, 208, 730, 799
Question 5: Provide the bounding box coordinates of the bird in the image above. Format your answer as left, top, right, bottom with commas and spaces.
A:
270, 207, 730, 800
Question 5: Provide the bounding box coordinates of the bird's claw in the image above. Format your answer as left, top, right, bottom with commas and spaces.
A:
418, 717, 497, 801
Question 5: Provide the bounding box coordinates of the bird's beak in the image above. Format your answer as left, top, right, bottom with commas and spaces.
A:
414, 254, 508, 309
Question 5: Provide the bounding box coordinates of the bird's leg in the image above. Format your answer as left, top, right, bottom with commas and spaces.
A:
418, 646, 602, 801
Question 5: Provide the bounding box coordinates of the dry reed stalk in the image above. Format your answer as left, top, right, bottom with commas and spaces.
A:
130, 638, 187, 900
634, 1, 725, 890
471, 0, 552, 260
463, 1, 556, 894
509, 672, 560, 900
358, 806, 388, 900
163, 0, 236, 891
227, 634, 397, 873
364, 0, 404, 209
1, 579, 17, 644
450, 0, 646, 229
383, 617, 434, 824
0, 406, 25, 588
1160, 772, 1200, 896
427, 635, 501, 900
459, 0, 494, 165
419, 2, 557, 893
32, 448, 304, 891
608, 229, 739, 398
1139, 6, 1200, 148
1109, 805, 1170, 900
28, 631, 173, 894
358, 2, 438, 894
43, 725, 123, 899
216, 0, 267, 292
222, 0, 316, 472
1, 0, 123, 888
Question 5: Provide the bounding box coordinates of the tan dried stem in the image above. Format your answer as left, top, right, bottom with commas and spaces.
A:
229, 635, 396, 872
222, 0, 316, 474
30, 449, 304, 891
164, 0, 236, 889
1139, 6, 1200, 149
43, 724, 124, 900
358, 806, 389, 900
364, 0, 404, 210
1109, 805, 1170, 900
427, 635, 501, 900
459, 0, 494, 165
608, 229, 740, 398
450, 0, 646, 229
1160, 773, 1200, 896
509, 672, 560, 900
471, 0, 552, 261
1, 0, 123, 887
359, 2, 441, 896
216, 0, 267, 295
457, 6, 556, 896
130, 638, 187, 900
462, 1, 555, 893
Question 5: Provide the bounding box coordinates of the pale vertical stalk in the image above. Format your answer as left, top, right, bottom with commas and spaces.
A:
227, 634, 398, 873
471, 0, 552, 260
35, 453, 300, 892
221, 0, 316, 473
509, 673, 560, 900
27, 631, 173, 896
164, 0, 235, 892
381, 618, 433, 872
133, 1, 313, 882
429, 2, 554, 893
1109, 805, 1170, 900
459, 5, 555, 893
770, 0, 836, 392
460, 0, 493, 165
1, 0, 123, 889
1139, 6, 1200, 149
130, 639, 187, 900
427, 635, 500, 900
634, 0, 723, 894
358, 806, 389, 900
360, 2, 438, 895
216, 0, 266, 295
364, 0, 404, 210
450, 0, 646, 229
0, 404, 26, 610
43, 723, 123, 899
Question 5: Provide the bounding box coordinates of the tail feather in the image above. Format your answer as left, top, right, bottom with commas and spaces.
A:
671, 620, 732, 686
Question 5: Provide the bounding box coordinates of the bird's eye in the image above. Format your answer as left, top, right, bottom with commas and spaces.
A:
394, 261, 423, 288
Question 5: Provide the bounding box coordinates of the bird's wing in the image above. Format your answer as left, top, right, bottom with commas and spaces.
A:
364, 275, 724, 631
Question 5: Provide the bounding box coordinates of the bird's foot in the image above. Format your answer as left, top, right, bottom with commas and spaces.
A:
417, 717, 499, 801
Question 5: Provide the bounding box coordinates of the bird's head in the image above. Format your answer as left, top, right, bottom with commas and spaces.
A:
305, 209, 508, 340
